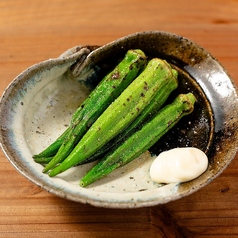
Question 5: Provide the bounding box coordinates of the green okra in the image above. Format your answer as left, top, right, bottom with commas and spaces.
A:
80, 93, 196, 187
48, 58, 177, 177
80, 67, 179, 165
37, 49, 147, 172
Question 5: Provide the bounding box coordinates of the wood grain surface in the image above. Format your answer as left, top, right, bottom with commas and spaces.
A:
0, 0, 237, 237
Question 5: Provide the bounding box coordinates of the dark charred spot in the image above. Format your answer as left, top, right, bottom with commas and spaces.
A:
140, 92, 145, 97
123, 103, 126, 106
136, 107, 140, 112
127, 98, 130, 102
111, 71, 120, 79
140, 55, 146, 60
143, 81, 148, 91
112, 85, 116, 89
167, 120, 173, 126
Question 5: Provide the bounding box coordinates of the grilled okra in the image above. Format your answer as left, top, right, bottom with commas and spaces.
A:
80, 67, 179, 164
80, 93, 196, 187
48, 58, 177, 177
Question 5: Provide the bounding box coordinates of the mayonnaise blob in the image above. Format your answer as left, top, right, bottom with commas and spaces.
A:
150, 147, 208, 184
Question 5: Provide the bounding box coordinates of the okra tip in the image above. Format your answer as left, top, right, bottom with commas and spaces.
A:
79, 180, 86, 187
186, 92, 197, 103
80, 177, 94, 187
48, 165, 64, 177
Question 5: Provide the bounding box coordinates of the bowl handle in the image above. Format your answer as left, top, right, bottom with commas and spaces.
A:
59, 45, 100, 77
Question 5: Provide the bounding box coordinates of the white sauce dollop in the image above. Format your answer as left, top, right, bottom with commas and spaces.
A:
150, 147, 208, 184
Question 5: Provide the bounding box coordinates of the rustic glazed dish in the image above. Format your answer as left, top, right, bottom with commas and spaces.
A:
0, 31, 237, 208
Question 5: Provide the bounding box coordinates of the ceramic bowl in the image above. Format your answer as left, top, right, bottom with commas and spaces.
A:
0, 31, 238, 208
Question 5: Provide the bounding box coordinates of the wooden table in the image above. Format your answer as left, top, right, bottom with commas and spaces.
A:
0, 0, 237, 237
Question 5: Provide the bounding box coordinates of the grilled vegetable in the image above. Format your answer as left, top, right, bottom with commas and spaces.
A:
34, 49, 147, 172
80, 93, 196, 187
80, 67, 178, 164
48, 58, 177, 177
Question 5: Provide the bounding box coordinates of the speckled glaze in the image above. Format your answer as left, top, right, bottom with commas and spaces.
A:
0, 31, 237, 208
